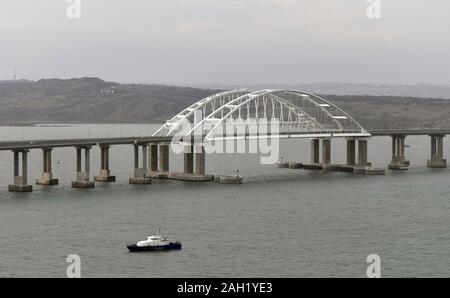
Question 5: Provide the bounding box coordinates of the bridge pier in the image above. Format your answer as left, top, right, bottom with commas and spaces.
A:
427, 134, 447, 168
176, 145, 213, 182
346, 139, 356, 166
150, 144, 158, 171
95, 145, 116, 182
335, 138, 357, 172
184, 145, 194, 174
311, 139, 320, 164
158, 144, 170, 178
353, 139, 385, 175
388, 135, 409, 170
321, 139, 331, 164
320, 139, 337, 171
130, 144, 152, 184
357, 139, 368, 167
36, 148, 59, 185
304, 138, 327, 170
195, 146, 206, 175
146, 144, 160, 178
9, 150, 32, 192
72, 146, 95, 188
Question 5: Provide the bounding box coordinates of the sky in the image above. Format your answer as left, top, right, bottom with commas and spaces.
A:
0, 0, 449, 85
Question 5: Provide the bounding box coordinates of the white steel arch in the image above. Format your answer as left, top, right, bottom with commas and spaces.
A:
153, 89, 370, 141
152, 89, 249, 137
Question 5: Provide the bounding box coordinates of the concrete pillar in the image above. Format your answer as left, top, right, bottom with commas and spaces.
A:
47, 149, 52, 174
43, 149, 48, 173
389, 135, 409, 170
346, 139, 356, 166
13, 151, 19, 177
194, 146, 206, 176
9, 150, 32, 192
100, 147, 105, 170
134, 145, 139, 169
311, 139, 320, 164
95, 145, 116, 182
21, 151, 28, 186
105, 146, 109, 170
150, 144, 158, 172
76, 148, 82, 172
159, 144, 170, 172
130, 144, 152, 184
184, 145, 194, 174
85, 147, 90, 180
427, 135, 447, 168
357, 139, 368, 166
142, 145, 148, 172
438, 137, 444, 157
321, 139, 331, 164
37, 148, 58, 185
72, 146, 95, 188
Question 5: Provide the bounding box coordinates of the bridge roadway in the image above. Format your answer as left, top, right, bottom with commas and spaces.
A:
368, 129, 450, 136
0, 129, 448, 151
0, 136, 173, 151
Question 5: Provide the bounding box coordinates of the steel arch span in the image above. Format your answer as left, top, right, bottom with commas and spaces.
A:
153, 89, 370, 141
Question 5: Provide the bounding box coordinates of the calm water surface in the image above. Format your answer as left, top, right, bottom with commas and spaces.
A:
0, 124, 449, 277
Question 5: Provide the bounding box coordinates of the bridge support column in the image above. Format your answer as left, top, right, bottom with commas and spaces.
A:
130, 144, 152, 184
321, 139, 331, 164
346, 139, 356, 166
388, 135, 409, 170
310, 139, 320, 164
159, 144, 170, 178
9, 150, 32, 192
95, 145, 116, 182
194, 146, 206, 176
357, 139, 368, 166
150, 144, 158, 171
184, 145, 194, 174
146, 144, 160, 178
36, 148, 59, 185
427, 135, 447, 168
72, 146, 95, 188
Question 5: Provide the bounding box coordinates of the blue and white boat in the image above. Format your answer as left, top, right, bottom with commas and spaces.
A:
127, 229, 182, 252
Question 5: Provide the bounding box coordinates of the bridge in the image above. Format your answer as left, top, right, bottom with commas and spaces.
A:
1, 89, 448, 192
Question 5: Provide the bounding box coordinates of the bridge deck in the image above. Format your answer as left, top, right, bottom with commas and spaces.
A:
0, 136, 173, 151
368, 129, 450, 136
0, 130, 448, 151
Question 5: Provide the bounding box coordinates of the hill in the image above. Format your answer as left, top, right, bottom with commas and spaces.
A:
1, 77, 450, 129
0, 77, 220, 125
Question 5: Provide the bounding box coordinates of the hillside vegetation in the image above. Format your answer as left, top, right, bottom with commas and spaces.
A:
1, 77, 450, 129
0, 78, 220, 125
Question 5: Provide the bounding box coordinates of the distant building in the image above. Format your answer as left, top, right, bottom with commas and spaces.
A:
100, 86, 118, 94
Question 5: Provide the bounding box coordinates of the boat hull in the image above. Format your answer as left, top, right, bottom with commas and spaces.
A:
127, 242, 182, 252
